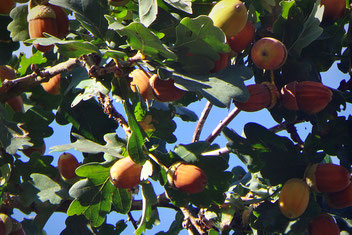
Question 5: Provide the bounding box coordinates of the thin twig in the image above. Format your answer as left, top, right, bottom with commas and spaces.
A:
192, 102, 213, 142
97, 92, 131, 138
201, 147, 230, 156
205, 107, 241, 143
128, 212, 138, 230
180, 206, 206, 235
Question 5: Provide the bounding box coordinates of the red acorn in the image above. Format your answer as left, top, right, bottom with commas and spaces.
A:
167, 162, 208, 194
234, 82, 279, 112
149, 75, 185, 102
309, 213, 340, 235
305, 163, 351, 193
281, 81, 333, 114
326, 182, 352, 209
228, 21, 255, 53
210, 53, 230, 73
58, 152, 80, 180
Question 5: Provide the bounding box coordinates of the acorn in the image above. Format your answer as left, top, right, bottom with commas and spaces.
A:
278, 178, 310, 219
228, 20, 255, 53
281, 81, 333, 114
108, 0, 129, 6
0, 0, 16, 15
149, 75, 185, 102
326, 182, 352, 209
210, 53, 230, 73
58, 152, 80, 180
167, 162, 208, 194
0, 65, 24, 113
109, 156, 143, 189
305, 163, 351, 193
309, 213, 340, 235
28, 5, 58, 52
22, 143, 46, 157
234, 82, 279, 112
130, 69, 155, 100
48, 3, 69, 39
41, 74, 61, 95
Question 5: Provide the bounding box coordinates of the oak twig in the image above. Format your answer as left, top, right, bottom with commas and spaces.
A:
192, 102, 213, 142
205, 107, 241, 143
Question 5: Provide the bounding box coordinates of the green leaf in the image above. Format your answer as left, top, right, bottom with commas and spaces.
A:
0, 16, 19, 65
68, 178, 114, 227
7, 5, 29, 42
116, 22, 177, 60
0, 163, 11, 186
167, 65, 251, 108
288, 1, 324, 56
18, 51, 47, 76
174, 105, 198, 122
280, 1, 295, 20
25, 37, 101, 58
139, 0, 158, 27
164, 0, 192, 14
0, 106, 32, 155
136, 183, 158, 235
111, 186, 132, 214
71, 80, 109, 107
49, 0, 108, 38
51, 133, 123, 158
124, 102, 146, 164
174, 141, 210, 163
30, 173, 65, 205
75, 162, 112, 185
173, 16, 230, 60
61, 215, 94, 235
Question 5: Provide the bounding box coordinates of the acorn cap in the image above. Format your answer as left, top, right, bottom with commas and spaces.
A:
28, 5, 56, 21
262, 82, 280, 109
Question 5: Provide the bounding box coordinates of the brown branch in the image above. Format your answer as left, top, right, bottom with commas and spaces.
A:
0, 58, 79, 102
97, 92, 131, 138
192, 102, 213, 142
180, 206, 207, 235
286, 123, 304, 148
128, 212, 138, 230
201, 147, 230, 156
205, 107, 241, 143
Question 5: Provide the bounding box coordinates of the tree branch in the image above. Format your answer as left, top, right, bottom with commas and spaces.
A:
192, 102, 213, 142
205, 107, 241, 143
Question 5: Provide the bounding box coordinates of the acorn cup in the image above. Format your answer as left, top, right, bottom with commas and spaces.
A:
281, 81, 333, 114
28, 5, 58, 52
308, 213, 340, 235
167, 162, 208, 194
326, 181, 352, 209
109, 156, 143, 189
234, 82, 279, 112
305, 163, 351, 193
278, 178, 310, 219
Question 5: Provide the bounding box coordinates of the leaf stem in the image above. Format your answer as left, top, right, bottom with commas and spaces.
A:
192, 102, 213, 142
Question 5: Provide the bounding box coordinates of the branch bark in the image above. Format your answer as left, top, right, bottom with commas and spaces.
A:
192, 102, 213, 142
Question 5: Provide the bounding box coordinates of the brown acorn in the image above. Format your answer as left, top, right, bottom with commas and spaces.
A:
149, 74, 185, 102
326, 181, 352, 209
279, 178, 310, 219
109, 156, 143, 189
167, 162, 208, 194
48, 3, 69, 39
108, 0, 129, 6
0, 0, 16, 15
234, 82, 279, 112
41, 73, 61, 95
281, 81, 333, 114
28, 5, 58, 52
22, 143, 46, 157
58, 152, 80, 180
0, 65, 24, 113
305, 163, 351, 193
130, 69, 155, 100
309, 213, 340, 235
